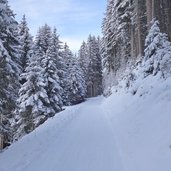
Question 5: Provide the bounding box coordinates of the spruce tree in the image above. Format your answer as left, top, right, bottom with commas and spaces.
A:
35, 24, 52, 54
0, 0, 21, 146
143, 20, 171, 78
102, 0, 132, 73
16, 25, 64, 138
66, 56, 86, 105
61, 43, 73, 105
86, 35, 103, 97
41, 37, 63, 116
78, 41, 89, 85
18, 15, 33, 72
51, 28, 64, 86
17, 47, 50, 137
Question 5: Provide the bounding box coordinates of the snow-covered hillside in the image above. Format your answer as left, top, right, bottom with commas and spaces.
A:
103, 75, 171, 171
0, 75, 171, 171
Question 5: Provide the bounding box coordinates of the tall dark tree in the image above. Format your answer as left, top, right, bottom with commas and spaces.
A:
35, 24, 52, 54
61, 43, 73, 105
78, 41, 89, 85
0, 0, 21, 146
66, 56, 86, 105
61, 43, 86, 105
86, 35, 103, 97
18, 15, 33, 72
50, 28, 65, 91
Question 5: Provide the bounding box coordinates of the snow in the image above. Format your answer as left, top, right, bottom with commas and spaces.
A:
0, 75, 171, 171
103, 77, 171, 171
0, 97, 124, 171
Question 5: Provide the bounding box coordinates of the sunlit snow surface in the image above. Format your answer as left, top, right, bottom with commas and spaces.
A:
0, 76, 171, 171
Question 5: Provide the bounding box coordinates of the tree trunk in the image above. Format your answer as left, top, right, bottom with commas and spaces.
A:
146, 0, 153, 29
0, 134, 4, 150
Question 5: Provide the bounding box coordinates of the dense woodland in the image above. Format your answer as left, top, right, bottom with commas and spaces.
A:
0, 0, 171, 149
102, 0, 171, 92
0, 0, 102, 148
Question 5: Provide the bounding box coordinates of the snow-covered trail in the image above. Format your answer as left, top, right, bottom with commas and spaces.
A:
1, 77, 171, 171
0, 97, 124, 171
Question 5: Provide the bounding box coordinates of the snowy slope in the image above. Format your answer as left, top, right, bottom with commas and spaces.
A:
102, 76, 171, 171
0, 76, 171, 171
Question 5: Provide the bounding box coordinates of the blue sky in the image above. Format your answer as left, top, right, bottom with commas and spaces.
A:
8, 0, 106, 52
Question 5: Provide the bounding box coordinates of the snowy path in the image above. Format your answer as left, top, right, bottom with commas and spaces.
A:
0, 97, 124, 171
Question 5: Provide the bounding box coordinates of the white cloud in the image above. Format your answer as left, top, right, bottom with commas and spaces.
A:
10, 0, 70, 18
10, 0, 96, 21
61, 37, 84, 52
9, 0, 105, 52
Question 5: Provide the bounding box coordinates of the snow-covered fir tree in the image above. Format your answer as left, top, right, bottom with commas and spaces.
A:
16, 47, 50, 137
101, 0, 115, 72
41, 38, 63, 116
16, 26, 64, 138
50, 28, 65, 91
61, 43, 87, 105
66, 55, 86, 105
51, 28, 64, 74
86, 35, 103, 97
0, 0, 21, 147
35, 24, 52, 54
60, 43, 73, 105
78, 35, 103, 98
78, 41, 89, 85
18, 15, 33, 72
143, 20, 171, 78
102, 0, 132, 74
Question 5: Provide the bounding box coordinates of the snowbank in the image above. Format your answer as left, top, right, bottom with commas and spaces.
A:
0, 73, 171, 171
102, 75, 171, 171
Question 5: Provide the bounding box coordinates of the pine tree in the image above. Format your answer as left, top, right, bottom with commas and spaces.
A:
16, 47, 50, 137
102, 0, 132, 74
0, 0, 21, 146
66, 55, 86, 105
41, 36, 63, 116
16, 25, 64, 138
16, 25, 52, 137
61, 43, 73, 105
35, 24, 52, 54
51, 28, 64, 85
101, 0, 115, 72
18, 15, 33, 72
78, 41, 89, 84
143, 20, 171, 78
86, 35, 103, 97
61, 43, 87, 105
